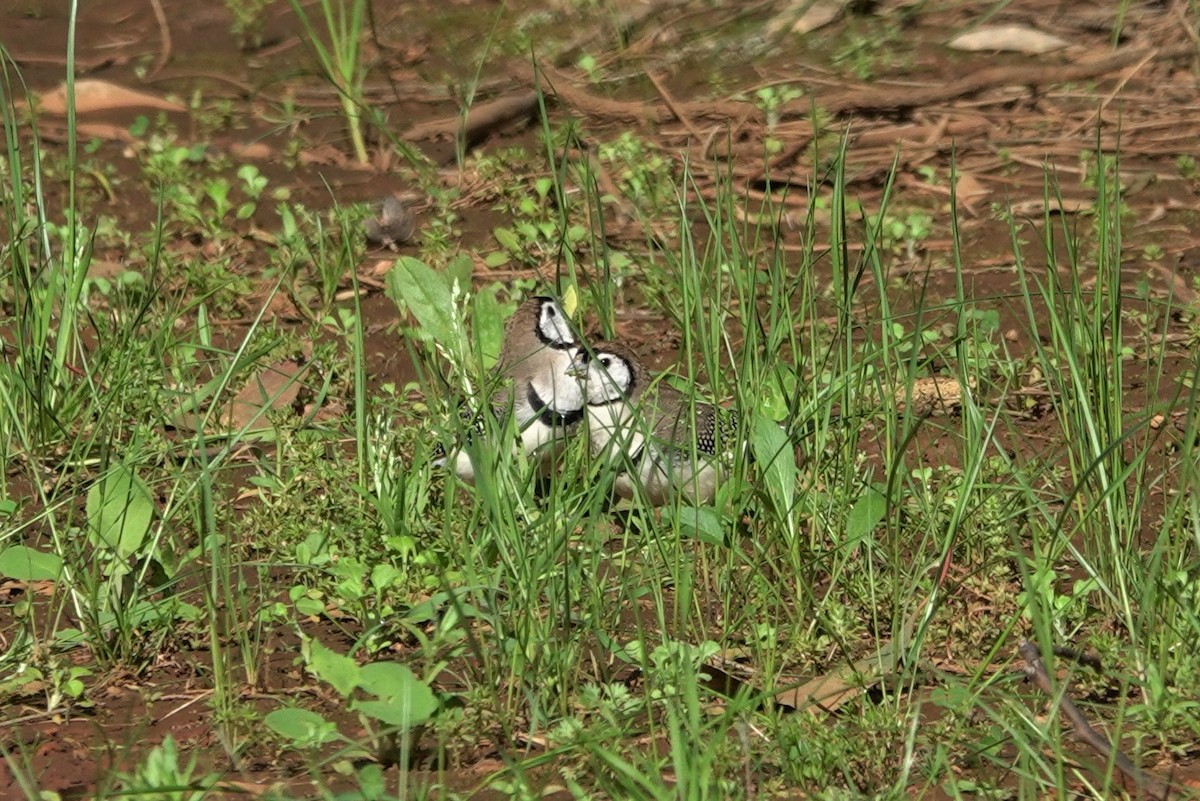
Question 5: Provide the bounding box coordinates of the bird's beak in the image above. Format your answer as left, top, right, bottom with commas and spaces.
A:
565, 350, 588, 379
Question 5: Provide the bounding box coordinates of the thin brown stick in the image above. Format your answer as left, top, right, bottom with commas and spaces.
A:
524, 62, 659, 124
518, 47, 1160, 127
7, 52, 114, 71
1018, 640, 1170, 800
148, 0, 172, 77
1171, 0, 1200, 47
144, 70, 258, 97
647, 71, 705, 143
811, 47, 1155, 118
1061, 49, 1157, 139
404, 91, 540, 144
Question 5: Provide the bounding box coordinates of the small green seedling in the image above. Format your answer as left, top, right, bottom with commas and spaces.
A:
265, 636, 440, 767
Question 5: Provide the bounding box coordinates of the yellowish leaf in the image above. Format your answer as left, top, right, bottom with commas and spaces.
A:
38, 79, 185, 115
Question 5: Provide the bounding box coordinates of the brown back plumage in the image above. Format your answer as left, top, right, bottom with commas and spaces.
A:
491, 295, 577, 412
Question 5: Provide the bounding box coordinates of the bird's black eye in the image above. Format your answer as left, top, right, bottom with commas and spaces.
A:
546, 306, 557, 317
600, 356, 611, 367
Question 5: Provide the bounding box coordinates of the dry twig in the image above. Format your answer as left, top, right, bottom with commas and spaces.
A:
404, 91, 540, 144
517, 47, 1159, 128
147, 0, 172, 77
1018, 640, 1170, 800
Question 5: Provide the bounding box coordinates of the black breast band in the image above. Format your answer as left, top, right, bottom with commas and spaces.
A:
527, 384, 584, 428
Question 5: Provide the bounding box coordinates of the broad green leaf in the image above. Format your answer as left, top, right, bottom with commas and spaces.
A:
473, 289, 505, 370
122, 598, 195, 628
758, 366, 798, 422
493, 226, 521, 252
86, 463, 154, 559
354, 665, 437, 730
671, 505, 727, 547
174, 601, 202, 622
0, 667, 45, 695
264, 707, 339, 747
359, 661, 423, 702
357, 765, 386, 799
385, 256, 455, 344
446, 253, 474, 291
612, 639, 646, 664
758, 381, 788, 422
846, 485, 887, 549
561, 283, 578, 317
354, 698, 436, 730
402, 588, 484, 624
55, 629, 87, 648
752, 416, 796, 513
304, 638, 361, 698
0, 545, 63, 581
293, 596, 325, 617
369, 563, 401, 592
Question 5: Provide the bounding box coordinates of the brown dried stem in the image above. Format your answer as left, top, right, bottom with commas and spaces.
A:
1018, 640, 1170, 800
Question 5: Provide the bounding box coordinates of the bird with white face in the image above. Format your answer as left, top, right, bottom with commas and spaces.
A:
567, 341, 739, 505
439, 295, 586, 482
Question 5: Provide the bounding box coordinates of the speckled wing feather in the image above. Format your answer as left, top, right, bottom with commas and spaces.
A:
648, 383, 739, 461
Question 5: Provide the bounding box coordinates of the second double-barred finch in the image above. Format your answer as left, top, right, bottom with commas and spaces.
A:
567, 341, 739, 505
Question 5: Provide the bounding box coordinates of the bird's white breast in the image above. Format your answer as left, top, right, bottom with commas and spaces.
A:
515, 350, 584, 454
586, 401, 642, 458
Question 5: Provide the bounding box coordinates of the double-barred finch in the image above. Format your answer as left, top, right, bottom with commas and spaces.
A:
568, 341, 740, 505
438, 295, 585, 482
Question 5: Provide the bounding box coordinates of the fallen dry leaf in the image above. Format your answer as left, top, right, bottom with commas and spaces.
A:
948, 24, 1069, 55
775, 642, 898, 712
703, 641, 898, 713
229, 141, 273, 160
1, 579, 57, 597
38, 79, 185, 115
1149, 262, 1199, 305
1143, 204, 1167, 223
299, 143, 352, 167
213, 781, 279, 797
173, 358, 310, 434
953, 171, 989, 211
222, 358, 307, 431
366, 258, 395, 279
75, 122, 136, 143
